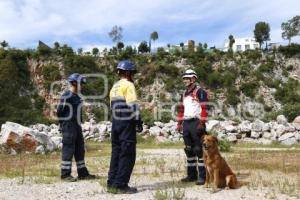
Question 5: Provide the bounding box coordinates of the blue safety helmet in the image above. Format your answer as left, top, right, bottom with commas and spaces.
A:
117, 60, 136, 72
67, 73, 87, 84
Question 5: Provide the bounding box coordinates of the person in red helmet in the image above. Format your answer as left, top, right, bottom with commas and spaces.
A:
177, 69, 208, 185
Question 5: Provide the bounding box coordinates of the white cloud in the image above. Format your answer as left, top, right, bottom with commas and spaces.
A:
0, 0, 299, 48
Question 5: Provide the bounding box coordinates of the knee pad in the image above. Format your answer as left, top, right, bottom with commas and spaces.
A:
184, 146, 193, 156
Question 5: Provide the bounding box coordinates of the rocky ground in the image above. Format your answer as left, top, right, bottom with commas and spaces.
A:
0, 147, 299, 200
0, 177, 298, 200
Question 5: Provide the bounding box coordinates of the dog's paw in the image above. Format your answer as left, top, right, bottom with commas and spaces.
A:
225, 186, 230, 190
211, 188, 221, 193
204, 183, 209, 188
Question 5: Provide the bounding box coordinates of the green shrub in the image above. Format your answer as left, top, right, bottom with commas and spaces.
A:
243, 50, 262, 61
42, 65, 61, 91
218, 139, 231, 152
282, 103, 300, 122
64, 55, 99, 75
141, 109, 155, 126
222, 71, 236, 88
278, 43, 300, 57
209, 132, 231, 152
257, 62, 274, 73
225, 88, 240, 106
239, 63, 251, 78
240, 81, 259, 98
287, 65, 294, 71
207, 71, 223, 89
275, 78, 300, 104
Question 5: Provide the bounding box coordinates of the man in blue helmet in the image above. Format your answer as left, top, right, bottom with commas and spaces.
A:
57, 73, 96, 182
107, 60, 143, 194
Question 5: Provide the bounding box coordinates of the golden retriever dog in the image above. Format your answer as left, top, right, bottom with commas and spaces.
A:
202, 135, 238, 192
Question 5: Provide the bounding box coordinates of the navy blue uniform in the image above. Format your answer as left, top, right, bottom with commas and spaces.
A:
57, 90, 89, 178
177, 85, 208, 182
107, 79, 142, 189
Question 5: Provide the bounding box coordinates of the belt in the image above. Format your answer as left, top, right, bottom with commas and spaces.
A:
183, 117, 199, 121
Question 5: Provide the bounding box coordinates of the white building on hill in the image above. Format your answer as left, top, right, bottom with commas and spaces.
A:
223, 37, 259, 52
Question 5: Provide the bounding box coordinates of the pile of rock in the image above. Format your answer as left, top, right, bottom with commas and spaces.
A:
0, 115, 299, 154
0, 122, 61, 154
207, 115, 300, 145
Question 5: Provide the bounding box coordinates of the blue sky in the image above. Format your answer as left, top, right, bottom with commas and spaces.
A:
0, 0, 300, 51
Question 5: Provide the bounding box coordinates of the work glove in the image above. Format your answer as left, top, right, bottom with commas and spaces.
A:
176, 124, 183, 134
58, 123, 63, 133
136, 121, 143, 133
197, 121, 207, 135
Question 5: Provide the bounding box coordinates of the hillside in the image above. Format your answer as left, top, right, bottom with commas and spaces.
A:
0, 44, 300, 126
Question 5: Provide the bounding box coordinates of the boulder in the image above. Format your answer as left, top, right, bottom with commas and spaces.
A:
281, 137, 297, 145
238, 120, 251, 133
293, 116, 300, 124
251, 131, 261, 139
30, 131, 56, 152
149, 126, 161, 136
35, 145, 45, 154
51, 136, 63, 149
206, 120, 220, 132
0, 122, 38, 152
257, 138, 272, 145
224, 125, 237, 133
277, 115, 288, 125
272, 124, 286, 136
226, 135, 237, 143
262, 132, 272, 139
154, 121, 165, 128
278, 132, 296, 142
251, 119, 265, 132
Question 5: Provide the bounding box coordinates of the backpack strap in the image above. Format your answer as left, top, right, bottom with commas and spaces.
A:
192, 86, 201, 102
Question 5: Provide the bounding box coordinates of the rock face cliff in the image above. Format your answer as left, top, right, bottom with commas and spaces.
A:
26, 53, 300, 123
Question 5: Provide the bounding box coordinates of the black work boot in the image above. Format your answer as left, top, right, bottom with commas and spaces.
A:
181, 163, 198, 183
181, 176, 197, 182
117, 186, 138, 194
107, 186, 138, 194
61, 175, 77, 182
196, 164, 206, 185
78, 174, 97, 180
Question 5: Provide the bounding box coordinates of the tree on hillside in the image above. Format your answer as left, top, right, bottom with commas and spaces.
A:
92, 47, 99, 56
117, 42, 124, 51
180, 42, 184, 51
138, 41, 149, 53
228, 35, 235, 50
77, 48, 83, 55
203, 43, 208, 49
108, 25, 123, 43
60, 44, 74, 57
54, 42, 60, 49
254, 21, 270, 49
0, 40, 8, 49
149, 31, 158, 52
281, 15, 300, 44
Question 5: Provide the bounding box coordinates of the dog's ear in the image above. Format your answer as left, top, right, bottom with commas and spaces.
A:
212, 135, 218, 144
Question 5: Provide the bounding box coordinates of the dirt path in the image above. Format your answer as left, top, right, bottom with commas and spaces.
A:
0, 177, 297, 200
0, 148, 299, 200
